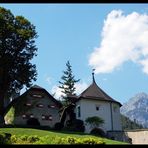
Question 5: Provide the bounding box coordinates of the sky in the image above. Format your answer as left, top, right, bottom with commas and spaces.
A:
1, 3, 148, 104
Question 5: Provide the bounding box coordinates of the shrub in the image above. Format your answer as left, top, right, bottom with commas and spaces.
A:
72, 119, 84, 127
10, 134, 105, 144
11, 135, 17, 144
27, 135, 40, 143
54, 122, 64, 131
26, 118, 40, 126
90, 128, 106, 137
20, 135, 28, 141
80, 137, 105, 144
53, 136, 105, 144
11, 135, 40, 144
0, 133, 11, 144
85, 116, 104, 129
64, 119, 85, 132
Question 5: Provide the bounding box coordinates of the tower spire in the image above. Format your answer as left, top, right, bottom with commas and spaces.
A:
92, 69, 95, 83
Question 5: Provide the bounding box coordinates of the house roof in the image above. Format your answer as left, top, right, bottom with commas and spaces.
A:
31, 85, 45, 90
4, 85, 62, 115
75, 72, 122, 106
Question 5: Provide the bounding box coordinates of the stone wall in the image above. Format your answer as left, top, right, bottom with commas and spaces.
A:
107, 129, 148, 144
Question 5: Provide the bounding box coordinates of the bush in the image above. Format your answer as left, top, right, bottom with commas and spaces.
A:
85, 116, 104, 129
80, 137, 105, 144
0, 133, 11, 144
9, 134, 105, 144
72, 119, 84, 127
26, 118, 40, 126
64, 119, 85, 132
11, 135, 40, 144
90, 128, 106, 137
11, 135, 17, 143
54, 122, 64, 131
27, 135, 40, 143
53, 136, 105, 144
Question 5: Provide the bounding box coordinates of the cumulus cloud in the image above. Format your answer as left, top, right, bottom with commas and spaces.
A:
74, 81, 88, 95
51, 81, 88, 99
89, 10, 148, 74
51, 85, 64, 99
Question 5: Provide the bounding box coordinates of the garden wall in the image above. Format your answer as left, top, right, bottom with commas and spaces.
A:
107, 129, 148, 144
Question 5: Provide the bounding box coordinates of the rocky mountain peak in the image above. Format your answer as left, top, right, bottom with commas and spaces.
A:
121, 92, 148, 128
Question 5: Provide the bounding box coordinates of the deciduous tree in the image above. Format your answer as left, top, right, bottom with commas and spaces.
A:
0, 7, 38, 124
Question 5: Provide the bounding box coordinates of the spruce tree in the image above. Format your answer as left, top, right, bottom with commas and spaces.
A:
59, 61, 80, 104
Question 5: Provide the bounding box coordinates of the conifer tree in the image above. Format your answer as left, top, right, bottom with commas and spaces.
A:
59, 61, 80, 104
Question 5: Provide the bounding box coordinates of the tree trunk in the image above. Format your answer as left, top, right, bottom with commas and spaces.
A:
0, 67, 6, 125
0, 90, 5, 125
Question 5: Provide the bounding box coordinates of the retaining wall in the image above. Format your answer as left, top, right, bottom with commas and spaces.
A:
107, 129, 148, 144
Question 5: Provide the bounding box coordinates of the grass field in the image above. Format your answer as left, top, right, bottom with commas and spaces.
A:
0, 128, 128, 144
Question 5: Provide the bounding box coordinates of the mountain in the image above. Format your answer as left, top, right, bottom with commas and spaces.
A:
120, 92, 148, 128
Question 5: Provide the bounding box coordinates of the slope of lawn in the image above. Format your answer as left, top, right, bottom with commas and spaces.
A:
0, 128, 128, 144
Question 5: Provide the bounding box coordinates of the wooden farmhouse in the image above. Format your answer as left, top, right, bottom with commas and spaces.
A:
4, 85, 62, 128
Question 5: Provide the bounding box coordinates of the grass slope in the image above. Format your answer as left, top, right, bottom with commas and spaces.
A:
0, 128, 127, 144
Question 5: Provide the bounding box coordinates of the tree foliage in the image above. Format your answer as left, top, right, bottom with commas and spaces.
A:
85, 116, 104, 129
59, 61, 80, 104
121, 114, 144, 130
0, 7, 38, 123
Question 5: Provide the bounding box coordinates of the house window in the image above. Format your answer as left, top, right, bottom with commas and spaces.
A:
42, 115, 45, 120
32, 94, 43, 98
42, 115, 52, 121
96, 105, 100, 111
36, 104, 44, 108
30, 114, 34, 118
48, 105, 55, 108
22, 114, 33, 119
22, 114, 28, 119
24, 103, 32, 107
77, 106, 81, 118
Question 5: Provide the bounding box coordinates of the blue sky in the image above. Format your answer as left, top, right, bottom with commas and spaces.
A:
1, 4, 148, 104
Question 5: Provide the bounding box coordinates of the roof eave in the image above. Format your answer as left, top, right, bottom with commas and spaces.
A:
75, 97, 122, 107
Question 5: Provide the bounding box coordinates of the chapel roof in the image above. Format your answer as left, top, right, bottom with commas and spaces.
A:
77, 70, 122, 106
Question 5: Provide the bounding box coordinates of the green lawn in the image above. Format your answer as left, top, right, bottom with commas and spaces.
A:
0, 128, 128, 144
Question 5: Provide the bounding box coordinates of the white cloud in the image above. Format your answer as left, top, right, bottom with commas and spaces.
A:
89, 10, 148, 74
75, 81, 88, 95
51, 81, 88, 99
51, 85, 65, 99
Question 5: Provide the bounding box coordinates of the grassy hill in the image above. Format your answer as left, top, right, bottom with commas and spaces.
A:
0, 128, 127, 144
